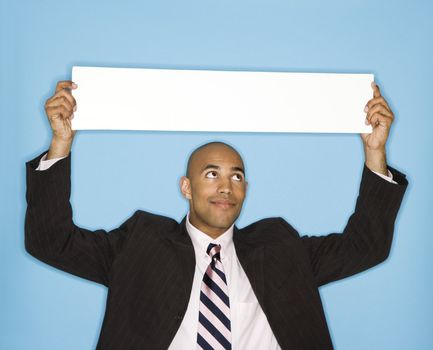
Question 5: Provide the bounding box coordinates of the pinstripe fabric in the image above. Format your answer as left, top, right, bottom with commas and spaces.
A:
197, 244, 231, 350
25, 152, 408, 349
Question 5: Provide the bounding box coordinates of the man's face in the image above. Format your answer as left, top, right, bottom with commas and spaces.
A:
180, 144, 248, 238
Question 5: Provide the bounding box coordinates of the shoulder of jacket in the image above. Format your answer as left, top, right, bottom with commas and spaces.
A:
238, 217, 300, 242
130, 210, 180, 234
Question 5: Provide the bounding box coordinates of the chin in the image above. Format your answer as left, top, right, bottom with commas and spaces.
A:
214, 221, 234, 230
211, 215, 237, 230
193, 207, 241, 231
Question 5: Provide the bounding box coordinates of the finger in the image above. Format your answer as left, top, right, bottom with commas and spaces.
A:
45, 105, 72, 120
46, 99, 73, 120
55, 80, 78, 93
46, 105, 71, 120
46, 95, 74, 113
48, 89, 77, 111
372, 81, 381, 98
366, 104, 394, 123
368, 112, 393, 128
365, 96, 392, 113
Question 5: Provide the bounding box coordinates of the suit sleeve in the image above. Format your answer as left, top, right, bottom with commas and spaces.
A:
299, 164, 408, 287
25, 151, 139, 287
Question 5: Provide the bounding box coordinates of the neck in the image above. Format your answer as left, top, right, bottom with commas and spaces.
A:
188, 214, 232, 240
202, 229, 226, 240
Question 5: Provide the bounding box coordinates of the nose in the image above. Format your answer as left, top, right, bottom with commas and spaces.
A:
218, 177, 232, 195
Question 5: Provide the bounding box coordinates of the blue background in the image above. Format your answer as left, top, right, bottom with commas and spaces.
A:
1, 0, 432, 349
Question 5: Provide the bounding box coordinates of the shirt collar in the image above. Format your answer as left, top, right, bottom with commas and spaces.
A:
185, 212, 234, 261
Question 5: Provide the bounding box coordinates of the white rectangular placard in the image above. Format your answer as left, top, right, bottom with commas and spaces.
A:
71, 66, 373, 133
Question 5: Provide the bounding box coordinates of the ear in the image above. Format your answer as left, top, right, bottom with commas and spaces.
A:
180, 176, 192, 200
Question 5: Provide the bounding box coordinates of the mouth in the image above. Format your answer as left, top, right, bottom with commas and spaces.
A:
210, 199, 236, 209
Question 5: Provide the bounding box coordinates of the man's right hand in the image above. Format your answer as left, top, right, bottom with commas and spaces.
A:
45, 80, 78, 160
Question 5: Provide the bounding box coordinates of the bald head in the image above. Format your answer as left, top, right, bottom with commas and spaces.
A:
180, 141, 247, 238
186, 142, 245, 179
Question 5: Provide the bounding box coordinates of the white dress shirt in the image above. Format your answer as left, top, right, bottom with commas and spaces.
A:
36, 154, 397, 349
168, 213, 281, 350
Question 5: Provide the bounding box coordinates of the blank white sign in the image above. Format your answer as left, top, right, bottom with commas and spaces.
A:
71, 66, 373, 133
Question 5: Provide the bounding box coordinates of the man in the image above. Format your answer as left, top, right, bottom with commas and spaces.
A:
25, 80, 408, 349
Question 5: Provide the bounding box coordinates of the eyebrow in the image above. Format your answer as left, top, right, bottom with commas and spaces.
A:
201, 164, 245, 175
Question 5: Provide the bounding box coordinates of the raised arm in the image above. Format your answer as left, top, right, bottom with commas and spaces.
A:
25, 81, 138, 286
299, 164, 407, 286
300, 82, 408, 286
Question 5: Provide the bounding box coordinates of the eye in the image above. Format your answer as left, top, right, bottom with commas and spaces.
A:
205, 171, 218, 179
232, 173, 243, 181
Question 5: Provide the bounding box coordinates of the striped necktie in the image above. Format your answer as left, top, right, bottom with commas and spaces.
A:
197, 243, 232, 350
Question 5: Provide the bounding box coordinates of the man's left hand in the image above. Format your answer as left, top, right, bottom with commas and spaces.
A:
361, 82, 395, 176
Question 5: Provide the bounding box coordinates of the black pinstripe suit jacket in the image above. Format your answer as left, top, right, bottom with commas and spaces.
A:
25, 152, 408, 349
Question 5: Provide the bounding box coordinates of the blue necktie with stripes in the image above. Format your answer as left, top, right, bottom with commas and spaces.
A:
197, 243, 232, 350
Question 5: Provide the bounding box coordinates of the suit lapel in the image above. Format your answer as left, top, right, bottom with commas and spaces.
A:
233, 226, 265, 306
166, 217, 196, 302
